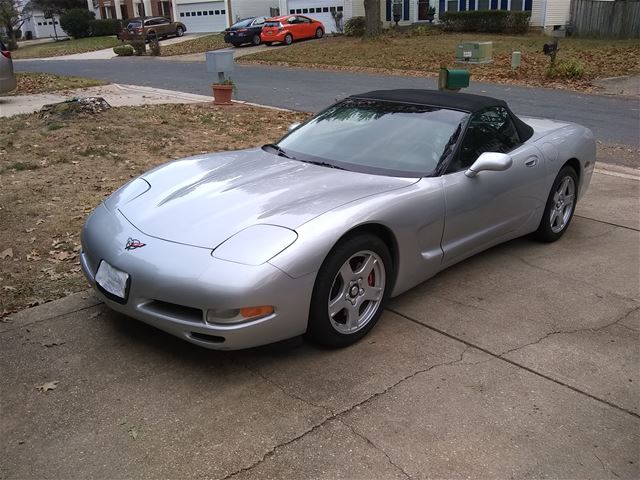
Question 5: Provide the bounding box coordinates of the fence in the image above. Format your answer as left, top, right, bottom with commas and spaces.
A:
570, 0, 640, 38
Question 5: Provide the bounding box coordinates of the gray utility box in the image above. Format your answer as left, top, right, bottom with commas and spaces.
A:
206, 50, 234, 74
455, 42, 493, 64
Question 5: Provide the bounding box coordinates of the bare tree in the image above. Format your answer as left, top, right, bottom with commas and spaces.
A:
364, 0, 382, 37
0, 0, 31, 48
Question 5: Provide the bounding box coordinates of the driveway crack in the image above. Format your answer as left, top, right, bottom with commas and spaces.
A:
222, 347, 470, 480
498, 305, 640, 358
338, 418, 412, 479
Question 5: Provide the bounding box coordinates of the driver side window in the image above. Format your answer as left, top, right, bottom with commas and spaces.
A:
449, 107, 521, 173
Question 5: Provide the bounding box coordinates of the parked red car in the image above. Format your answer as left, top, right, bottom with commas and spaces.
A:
260, 15, 324, 46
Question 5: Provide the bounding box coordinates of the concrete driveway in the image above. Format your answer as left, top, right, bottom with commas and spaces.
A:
1, 168, 638, 479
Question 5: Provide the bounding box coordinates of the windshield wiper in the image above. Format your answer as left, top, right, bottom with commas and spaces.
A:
298, 159, 346, 170
262, 143, 295, 159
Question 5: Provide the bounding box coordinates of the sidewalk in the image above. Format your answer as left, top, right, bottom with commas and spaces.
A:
0, 83, 213, 117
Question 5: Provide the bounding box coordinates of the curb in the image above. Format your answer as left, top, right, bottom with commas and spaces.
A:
594, 163, 640, 181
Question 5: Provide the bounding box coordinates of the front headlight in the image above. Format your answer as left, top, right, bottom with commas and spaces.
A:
212, 224, 297, 266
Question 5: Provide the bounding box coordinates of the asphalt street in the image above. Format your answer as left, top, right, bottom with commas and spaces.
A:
15, 58, 640, 148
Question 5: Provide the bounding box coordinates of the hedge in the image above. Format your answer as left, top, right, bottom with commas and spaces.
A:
439, 10, 531, 34
344, 16, 366, 37
90, 19, 122, 36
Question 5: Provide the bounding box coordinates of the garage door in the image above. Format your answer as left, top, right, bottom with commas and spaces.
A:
177, 2, 227, 33
287, 0, 345, 33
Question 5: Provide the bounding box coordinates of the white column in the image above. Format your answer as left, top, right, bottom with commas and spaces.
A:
278, 0, 288, 16
171, 0, 178, 22
114, 0, 123, 19
143, 0, 152, 15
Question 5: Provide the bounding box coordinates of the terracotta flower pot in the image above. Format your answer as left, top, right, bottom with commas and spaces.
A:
212, 84, 233, 105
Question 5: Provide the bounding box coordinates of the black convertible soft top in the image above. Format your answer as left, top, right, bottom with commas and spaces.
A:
349, 89, 534, 141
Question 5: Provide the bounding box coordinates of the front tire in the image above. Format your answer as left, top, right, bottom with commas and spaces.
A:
176, 26, 184, 37
251, 34, 261, 45
315, 27, 324, 38
307, 234, 392, 348
284, 33, 293, 45
533, 166, 578, 242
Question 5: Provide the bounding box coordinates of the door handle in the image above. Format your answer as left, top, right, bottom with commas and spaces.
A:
525, 157, 538, 167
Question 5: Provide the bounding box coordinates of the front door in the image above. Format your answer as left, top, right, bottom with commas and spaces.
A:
440, 107, 546, 266
418, 0, 429, 20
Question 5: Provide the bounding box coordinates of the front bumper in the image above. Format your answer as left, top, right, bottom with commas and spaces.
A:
80, 203, 315, 350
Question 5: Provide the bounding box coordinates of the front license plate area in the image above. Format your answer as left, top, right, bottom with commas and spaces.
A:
95, 260, 130, 304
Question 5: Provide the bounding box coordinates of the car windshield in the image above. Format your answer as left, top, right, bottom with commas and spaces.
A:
127, 20, 142, 28
232, 18, 254, 27
277, 99, 468, 177
264, 21, 281, 27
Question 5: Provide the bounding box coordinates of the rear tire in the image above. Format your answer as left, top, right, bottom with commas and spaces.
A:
252, 34, 261, 45
533, 166, 578, 242
176, 26, 184, 37
306, 234, 392, 348
284, 33, 293, 45
315, 27, 324, 38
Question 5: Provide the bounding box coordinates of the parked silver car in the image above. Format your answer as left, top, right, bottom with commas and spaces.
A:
81, 90, 595, 351
0, 39, 16, 94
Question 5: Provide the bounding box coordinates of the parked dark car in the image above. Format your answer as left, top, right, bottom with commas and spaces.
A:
224, 16, 267, 47
118, 16, 186, 41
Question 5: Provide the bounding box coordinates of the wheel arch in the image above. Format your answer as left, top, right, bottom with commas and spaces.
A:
329, 222, 400, 289
562, 158, 581, 188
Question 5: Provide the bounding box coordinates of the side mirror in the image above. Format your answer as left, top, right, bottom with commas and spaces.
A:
465, 152, 513, 178
287, 122, 301, 132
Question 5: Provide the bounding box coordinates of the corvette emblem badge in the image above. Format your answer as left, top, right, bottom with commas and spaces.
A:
125, 237, 146, 250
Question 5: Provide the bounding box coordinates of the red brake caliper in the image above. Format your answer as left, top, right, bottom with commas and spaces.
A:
368, 270, 375, 286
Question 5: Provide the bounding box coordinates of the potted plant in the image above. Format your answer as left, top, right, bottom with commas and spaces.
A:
212, 78, 235, 105
427, 6, 436, 23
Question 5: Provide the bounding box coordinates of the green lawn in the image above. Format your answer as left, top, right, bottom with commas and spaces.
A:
1, 72, 107, 96
12, 36, 120, 59
161, 34, 227, 56
240, 31, 640, 91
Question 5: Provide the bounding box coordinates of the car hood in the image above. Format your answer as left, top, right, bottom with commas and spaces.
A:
117, 148, 418, 249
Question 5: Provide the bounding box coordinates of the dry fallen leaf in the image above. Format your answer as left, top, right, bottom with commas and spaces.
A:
1, 248, 13, 259
89, 311, 101, 319
36, 381, 59, 392
128, 426, 138, 440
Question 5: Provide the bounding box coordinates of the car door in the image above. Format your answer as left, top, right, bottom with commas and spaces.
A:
299, 16, 315, 37
156, 17, 171, 35
440, 106, 547, 267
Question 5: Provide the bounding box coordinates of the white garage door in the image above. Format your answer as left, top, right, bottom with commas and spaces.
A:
287, 0, 345, 33
177, 2, 227, 33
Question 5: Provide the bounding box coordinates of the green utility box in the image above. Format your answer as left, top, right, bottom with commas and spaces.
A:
438, 68, 471, 91
455, 41, 493, 64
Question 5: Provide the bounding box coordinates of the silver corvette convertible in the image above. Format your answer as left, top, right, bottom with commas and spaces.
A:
81, 90, 595, 350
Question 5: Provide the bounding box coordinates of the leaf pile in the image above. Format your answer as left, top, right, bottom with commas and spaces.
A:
161, 34, 227, 56
4, 73, 107, 97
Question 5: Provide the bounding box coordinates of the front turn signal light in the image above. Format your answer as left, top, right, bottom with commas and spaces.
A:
240, 306, 274, 319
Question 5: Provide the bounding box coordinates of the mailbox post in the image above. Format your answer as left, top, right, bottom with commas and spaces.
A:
438, 67, 470, 92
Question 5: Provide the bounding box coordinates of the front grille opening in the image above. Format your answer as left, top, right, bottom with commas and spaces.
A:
190, 332, 225, 343
142, 300, 203, 324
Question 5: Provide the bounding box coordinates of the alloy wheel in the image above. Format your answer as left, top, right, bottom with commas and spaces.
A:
328, 250, 385, 334
550, 175, 576, 233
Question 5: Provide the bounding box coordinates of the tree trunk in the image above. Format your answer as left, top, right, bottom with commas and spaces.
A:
364, 0, 382, 37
